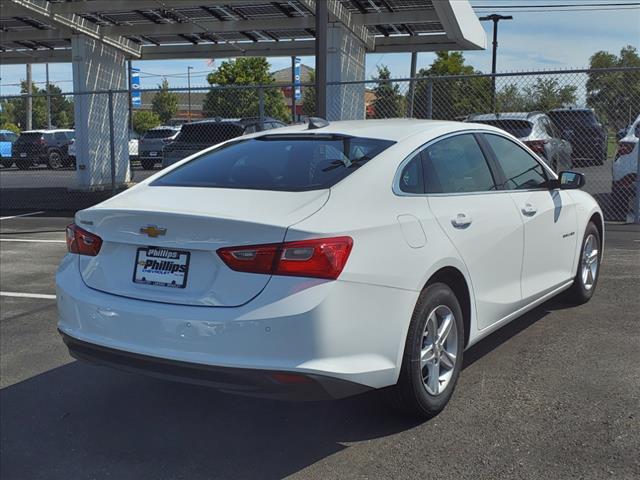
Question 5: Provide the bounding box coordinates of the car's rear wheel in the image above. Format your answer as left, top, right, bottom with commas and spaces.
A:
1, 158, 13, 168
47, 150, 63, 169
389, 283, 464, 418
565, 222, 601, 304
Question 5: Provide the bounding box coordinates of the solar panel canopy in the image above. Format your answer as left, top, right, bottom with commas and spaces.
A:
1, 0, 486, 64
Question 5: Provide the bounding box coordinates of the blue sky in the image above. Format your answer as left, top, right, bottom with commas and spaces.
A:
1, 0, 639, 95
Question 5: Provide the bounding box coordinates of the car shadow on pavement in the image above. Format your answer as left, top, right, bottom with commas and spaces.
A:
1, 299, 567, 480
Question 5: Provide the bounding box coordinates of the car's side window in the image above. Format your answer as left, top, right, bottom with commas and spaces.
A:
422, 134, 497, 194
398, 151, 424, 194
483, 134, 549, 190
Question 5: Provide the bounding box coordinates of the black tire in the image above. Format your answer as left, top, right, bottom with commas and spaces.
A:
47, 150, 63, 169
388, 282, 465, 418
565, 222, 601, 305
1, 158, 13, 169
140, 159, 156, 170
15, 159, 31, 170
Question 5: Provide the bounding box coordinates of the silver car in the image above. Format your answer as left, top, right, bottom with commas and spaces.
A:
467, 112, 573, 172
138, 126, 181, 170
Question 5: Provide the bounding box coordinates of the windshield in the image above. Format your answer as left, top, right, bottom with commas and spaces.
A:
143, 129, 178, 140
152, 134, 395, 191
474, 120, 533, 138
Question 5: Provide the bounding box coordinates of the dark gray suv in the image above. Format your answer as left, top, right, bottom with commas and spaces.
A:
162, 117, 286, 168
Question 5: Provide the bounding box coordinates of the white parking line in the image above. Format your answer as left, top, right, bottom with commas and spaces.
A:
0, 291, 56, 300
0, 238, 65, 243
0, 211, 45, 221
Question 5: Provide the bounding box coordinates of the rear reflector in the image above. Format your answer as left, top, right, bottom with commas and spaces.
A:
217, 236, 353, 280
66, 223, 102, 256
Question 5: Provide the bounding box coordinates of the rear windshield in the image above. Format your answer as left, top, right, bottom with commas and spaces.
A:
174, 123, 244, 144
15, 132, 43, 143
548, 110, 598, 127
474, 120, 533, 138
152, 134, 395, 192
143, 129, 178, 139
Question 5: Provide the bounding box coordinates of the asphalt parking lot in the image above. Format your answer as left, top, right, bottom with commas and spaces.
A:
1, 212, 638, 480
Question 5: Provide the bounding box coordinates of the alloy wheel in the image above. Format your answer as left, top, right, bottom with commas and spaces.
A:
420, 305, 459, 396
581, 234, 599, 290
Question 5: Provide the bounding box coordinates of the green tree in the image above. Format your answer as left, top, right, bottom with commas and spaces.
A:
414, 52, 491, 120
0, 81, 74, 129
587, 45, 640, 129
132, 110, 160, 135
203, 57, 289, 122
152, 78, 179, 123
371, 65, 404, 118
302, 69, 316, 117
521, 78, 577, 112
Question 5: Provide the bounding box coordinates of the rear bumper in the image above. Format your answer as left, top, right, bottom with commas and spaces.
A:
57, 254, 416, 395
60, 330, 371, 400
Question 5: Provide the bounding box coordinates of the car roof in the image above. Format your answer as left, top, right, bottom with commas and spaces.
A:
548, 108, 593, 113
0, 129, 17, 134
188, 117, 279, 126
468, 112, 543, 122
20, 129, 74, 133
252, 118, 507, 142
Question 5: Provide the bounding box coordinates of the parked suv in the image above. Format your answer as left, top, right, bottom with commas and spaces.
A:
466, 112, 573, 171
139, 126, 181, 170
548, 108, 608, 165
162, 117, 286, 167
12, 129, 75, 169
0, 129, 19, 168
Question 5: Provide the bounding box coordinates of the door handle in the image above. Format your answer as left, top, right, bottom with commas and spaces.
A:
521, 203, 537, 216
451, 213, 472, 229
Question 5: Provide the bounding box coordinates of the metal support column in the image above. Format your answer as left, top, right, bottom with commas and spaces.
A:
315, 0, 328, 119
407, 52, 418, 118
26, 64, 32, 130
46, 63, 52, 129
258, 87, 265, 130
108, 90, 116, 194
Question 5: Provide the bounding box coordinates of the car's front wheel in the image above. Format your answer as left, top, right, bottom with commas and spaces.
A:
565, 222, 601, 304
390, 282, 464, 418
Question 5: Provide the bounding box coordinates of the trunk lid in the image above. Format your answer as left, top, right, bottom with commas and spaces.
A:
76, 185, 330, 306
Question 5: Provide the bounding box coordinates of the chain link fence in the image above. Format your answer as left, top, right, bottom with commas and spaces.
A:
1, 68, 639, 222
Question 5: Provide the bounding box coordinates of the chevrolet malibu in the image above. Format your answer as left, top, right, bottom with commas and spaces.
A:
57, 119, 603, 418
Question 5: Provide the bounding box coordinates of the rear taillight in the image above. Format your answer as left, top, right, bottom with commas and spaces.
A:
524, 140, 548, 155
66, 223, 102, 256
616, 141, 635, 157
217, 236, 353, 280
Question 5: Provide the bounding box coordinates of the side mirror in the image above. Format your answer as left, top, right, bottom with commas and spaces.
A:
558, 171, 585, 189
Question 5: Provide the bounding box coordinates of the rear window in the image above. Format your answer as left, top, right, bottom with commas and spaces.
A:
15, 132, 43, 143
143, 129, 178, 139
474, 120, 533, 138
548, 110, 598, 127
174, 123, 244, 144
152, 134, 395, 191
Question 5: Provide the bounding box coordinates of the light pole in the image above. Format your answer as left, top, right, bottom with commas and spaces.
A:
479, 14, 513, 112
187, 66, 193, 122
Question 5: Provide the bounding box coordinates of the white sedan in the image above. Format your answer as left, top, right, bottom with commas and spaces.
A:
57, 119, 603, 417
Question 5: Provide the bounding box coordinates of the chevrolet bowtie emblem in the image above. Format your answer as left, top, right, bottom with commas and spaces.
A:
140, 225, 167, 238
